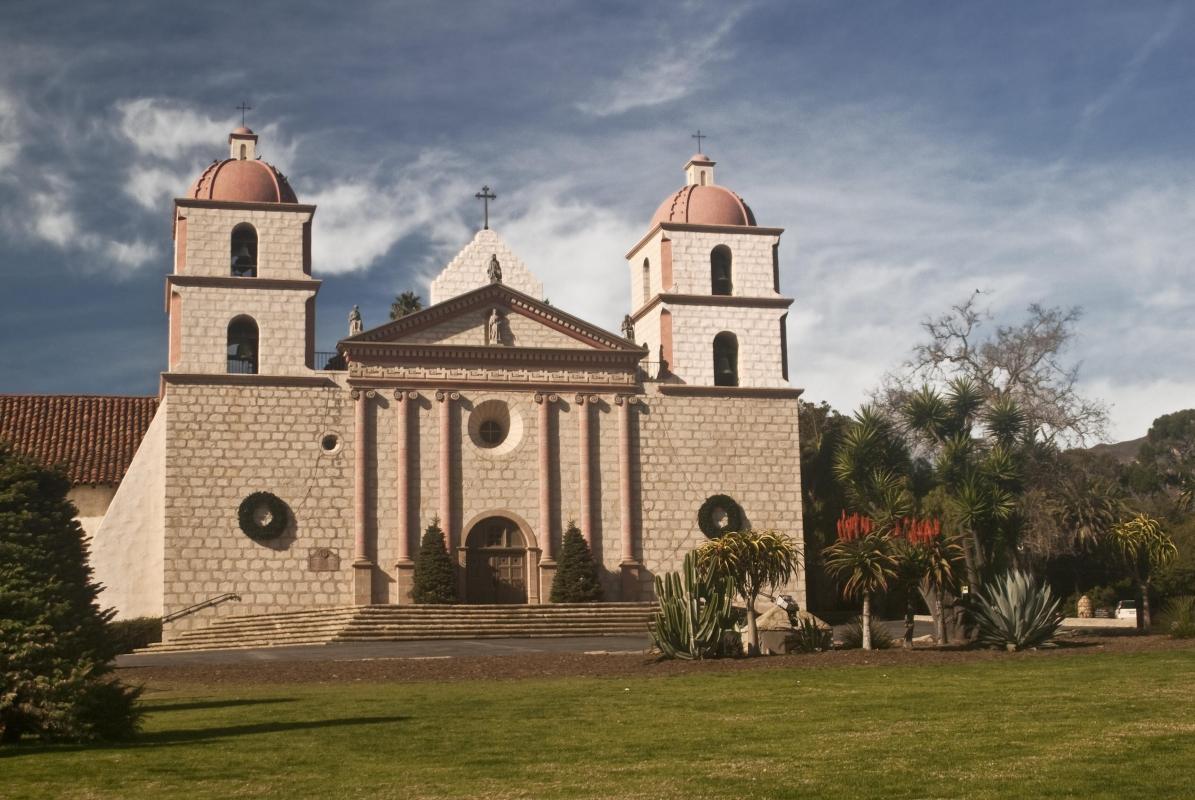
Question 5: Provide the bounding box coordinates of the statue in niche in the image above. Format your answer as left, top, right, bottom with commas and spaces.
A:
487, 308, 507, 346
621, 314, 636, 342
487, 253, 503, 284
348, 305, 363, 336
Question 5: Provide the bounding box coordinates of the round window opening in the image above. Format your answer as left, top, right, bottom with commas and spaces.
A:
479, 419, 505, 447
320, 434, 340, 452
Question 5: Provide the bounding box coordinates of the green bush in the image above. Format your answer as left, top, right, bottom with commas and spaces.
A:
1156, 596, 1195, 639
412, 519, 456, 604
791, 616, 832, 653
106, 617, 162, 654
970, 570, 1064, 651
839, 616, 894, 650
550, 522, 603, 603
0, 445, 141, 744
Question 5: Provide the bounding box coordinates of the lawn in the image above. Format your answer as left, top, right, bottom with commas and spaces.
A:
3, 648, 1194, 799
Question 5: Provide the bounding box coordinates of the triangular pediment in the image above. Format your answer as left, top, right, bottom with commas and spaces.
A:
341, 283, 641, 353
430, 228, 543, 305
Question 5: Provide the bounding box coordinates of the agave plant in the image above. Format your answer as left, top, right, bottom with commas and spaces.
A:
649, 551, 736, 660
969, 569, 1064, 651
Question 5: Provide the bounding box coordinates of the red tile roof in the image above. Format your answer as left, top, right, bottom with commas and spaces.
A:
0, 395, 159, 485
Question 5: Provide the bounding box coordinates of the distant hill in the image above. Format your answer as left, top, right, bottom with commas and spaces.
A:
1088, 437, 1145, 465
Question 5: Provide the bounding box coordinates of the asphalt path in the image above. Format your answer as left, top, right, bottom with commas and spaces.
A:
117, 620, 939, 668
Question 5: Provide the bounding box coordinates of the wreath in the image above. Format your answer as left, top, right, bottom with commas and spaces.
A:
237, 491, 290, 541
698, 494, 744, 539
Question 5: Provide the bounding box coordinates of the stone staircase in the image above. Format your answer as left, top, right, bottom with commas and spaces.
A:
136, 602, 657, 653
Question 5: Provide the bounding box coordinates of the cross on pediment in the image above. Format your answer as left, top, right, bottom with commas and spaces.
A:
474, 185, 497, 230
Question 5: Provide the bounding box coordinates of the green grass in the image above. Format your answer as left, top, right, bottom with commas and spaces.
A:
3, 651, 1194, 799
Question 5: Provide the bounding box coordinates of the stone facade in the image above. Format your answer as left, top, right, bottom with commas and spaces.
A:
430, 228, 543, 304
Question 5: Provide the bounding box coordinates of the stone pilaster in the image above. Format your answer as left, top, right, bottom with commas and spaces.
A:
576, 393, 593, 545
616, 393, 643, 600
351, 388, 375, 605
436, 390, 459, 551
535, 391, 559, 602
394, 389, 417, 603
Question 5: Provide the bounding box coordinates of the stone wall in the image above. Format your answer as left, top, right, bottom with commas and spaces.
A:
171, 285, 317, 375
403, 308, 592, 349
430, 229, 544, 305
667, 304, 788, 389
665, 229, 780, 298
177, 205, 312, 279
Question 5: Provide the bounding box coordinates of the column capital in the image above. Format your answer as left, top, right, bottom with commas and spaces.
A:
393, 389, 419, 402
575, 392, 596, 405
435, 389, 461, 402
615, 394, 640, 407
351, 388, 378, 400
534, 392, 560, 404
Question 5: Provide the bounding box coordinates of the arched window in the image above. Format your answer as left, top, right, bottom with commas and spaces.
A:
711, 245, 732, 296
227, 315, 259, 374
713, 331, 738, 387
641, 258, 651, 303
239, 143, 247, 160
231, 223, 258, 277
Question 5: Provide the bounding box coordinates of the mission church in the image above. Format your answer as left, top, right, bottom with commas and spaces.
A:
3, 124, 806, 637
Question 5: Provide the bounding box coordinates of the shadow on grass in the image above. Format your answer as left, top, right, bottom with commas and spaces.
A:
0, 715, 409, 758
145, 698, 298, 713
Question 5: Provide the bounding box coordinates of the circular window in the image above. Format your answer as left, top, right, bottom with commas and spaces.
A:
479, 419, 505, 447
319, 432, 343, 455
467, 399, 524, 456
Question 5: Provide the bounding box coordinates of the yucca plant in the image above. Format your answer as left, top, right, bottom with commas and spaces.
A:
839, 615, 895, 650
695, 530, 799, 656
649, 551, 736, 660
1156, 596, 1195, 639
969, 569, 1064, 651
791, 616, 832, 653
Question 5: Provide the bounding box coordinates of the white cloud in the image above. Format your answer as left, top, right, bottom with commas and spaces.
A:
575, 7, 748, 117
1079, 6, 1181, 132
116, 98, 229, 159
0, 88, 19, 174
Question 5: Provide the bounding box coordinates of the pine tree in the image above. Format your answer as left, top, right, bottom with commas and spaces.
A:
0, 445, 141, 744
412, 519, 456, 604
550, 522, 603, 603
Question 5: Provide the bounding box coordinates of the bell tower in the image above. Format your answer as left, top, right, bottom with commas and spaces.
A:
166, 126, 320, 377
625, 151, 793, 388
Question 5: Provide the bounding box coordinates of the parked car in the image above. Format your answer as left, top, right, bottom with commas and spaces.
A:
1115, 600, 1137, 620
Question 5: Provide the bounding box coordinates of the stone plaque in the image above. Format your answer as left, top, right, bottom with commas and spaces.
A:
307, 547, 341, 572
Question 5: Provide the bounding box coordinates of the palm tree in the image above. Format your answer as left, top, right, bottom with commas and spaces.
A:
823, 513, 898, 650
695, 530, 799, 656
1105, 514, 1177, 632
389, 290, 423, 320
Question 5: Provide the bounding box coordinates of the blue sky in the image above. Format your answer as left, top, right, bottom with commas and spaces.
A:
1, 1, 1191, 442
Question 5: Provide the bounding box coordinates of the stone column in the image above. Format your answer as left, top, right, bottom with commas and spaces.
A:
351, 388, 375, 605
616, 394, 643, 600
435, 390, 459, 552
394, 389, 416, 603
535, 392, 558, 602
576, 393, 593, 545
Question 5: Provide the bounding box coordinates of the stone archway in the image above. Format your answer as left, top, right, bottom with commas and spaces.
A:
464, 516, 530, 604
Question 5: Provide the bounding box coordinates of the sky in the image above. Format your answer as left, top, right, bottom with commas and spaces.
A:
0, 0, 1191, 444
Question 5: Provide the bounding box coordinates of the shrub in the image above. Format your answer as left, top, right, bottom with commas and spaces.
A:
0, 445, 141, 743
839, 616, 894, 650
412, 519, 456, 604
106, 617, 163, 654
650, 551, 737, 659
550, 522, 603, 603
969, 570, 1064, 651
1156, 596, 1195, 639
791, 616, 832, 653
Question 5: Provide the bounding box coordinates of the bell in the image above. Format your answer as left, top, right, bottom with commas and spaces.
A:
231, 244, 255, 273
716, 355, 732, 375
235, 343, 255, 360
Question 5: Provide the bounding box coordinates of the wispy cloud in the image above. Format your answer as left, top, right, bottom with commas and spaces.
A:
575, 6, 749, 117
1079, 5, 1181, 131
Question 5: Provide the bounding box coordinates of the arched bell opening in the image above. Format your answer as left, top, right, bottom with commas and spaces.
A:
710, 245, 732, 296
227, 315, 259, 374
464, 515, 531, 604
231, 223, 258, 277
713, 331, 739, 387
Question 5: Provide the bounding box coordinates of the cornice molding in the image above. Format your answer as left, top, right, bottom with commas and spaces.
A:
625, 222, 784, 258
654, 384, 804, 400
168, 275, 321, 291
160, 372, 339, 390
174, 198, 317, 214
342, 342, 643, 369
630, 292, 793, 323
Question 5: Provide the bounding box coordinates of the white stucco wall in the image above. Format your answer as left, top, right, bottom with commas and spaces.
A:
91, 400, 167, 619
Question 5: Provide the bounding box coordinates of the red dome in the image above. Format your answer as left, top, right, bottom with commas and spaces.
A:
188, 158, 298, 204
650, 184, 756, 228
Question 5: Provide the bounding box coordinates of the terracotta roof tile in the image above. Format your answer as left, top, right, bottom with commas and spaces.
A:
0, 395, 159, 485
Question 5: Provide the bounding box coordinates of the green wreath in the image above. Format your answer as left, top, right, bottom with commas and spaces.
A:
697, 494, 744, 539
237, 491, 290, 541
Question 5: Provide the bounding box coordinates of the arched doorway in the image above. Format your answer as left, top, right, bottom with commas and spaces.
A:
465, 516, 528, 604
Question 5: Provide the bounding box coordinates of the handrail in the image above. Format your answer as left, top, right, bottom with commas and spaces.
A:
163, 592, 242, 623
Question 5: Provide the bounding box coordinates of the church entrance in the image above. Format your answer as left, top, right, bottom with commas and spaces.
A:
464, 516, 528, 604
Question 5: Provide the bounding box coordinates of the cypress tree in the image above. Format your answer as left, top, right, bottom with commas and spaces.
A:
550, 521, 603, 603
412, 518, 456, 604
0, 445, 141, 744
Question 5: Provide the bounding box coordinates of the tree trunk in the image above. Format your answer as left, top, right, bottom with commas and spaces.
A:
1141, 578, 1153, 633
1134, 576, 1145, 633
862, 593, 872, 651
746, 599, 760, 657
903, 591, 915, 649
936, 589, 949, 645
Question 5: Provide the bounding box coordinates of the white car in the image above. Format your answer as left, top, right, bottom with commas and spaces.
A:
1115, 600, 1137, 620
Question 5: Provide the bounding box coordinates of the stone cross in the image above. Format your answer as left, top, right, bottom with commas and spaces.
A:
691, 129, 707, 152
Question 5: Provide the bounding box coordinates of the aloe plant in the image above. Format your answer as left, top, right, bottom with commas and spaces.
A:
969, 570, 1064, 651
650, 551, 736, 660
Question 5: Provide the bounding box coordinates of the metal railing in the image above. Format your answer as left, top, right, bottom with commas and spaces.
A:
315, 351, 345, 370
163, 592, 242, 624
227, 357, 257, 374
638, 361, 668, 381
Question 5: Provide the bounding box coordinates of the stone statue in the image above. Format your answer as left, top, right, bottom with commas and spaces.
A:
620, 314, 635, 342
487, 253, 502, 284
487, 308, 503, 345
348, 305, 363, 336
